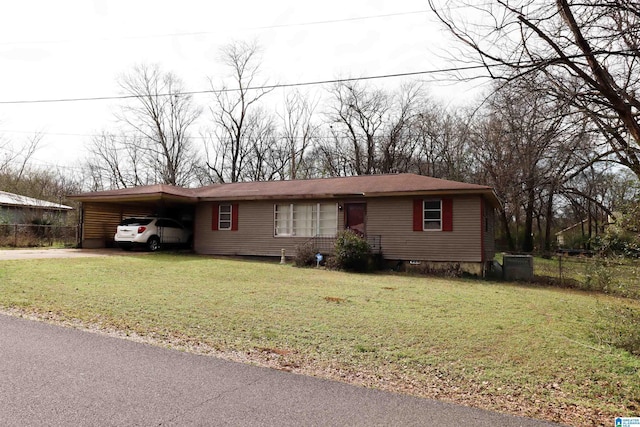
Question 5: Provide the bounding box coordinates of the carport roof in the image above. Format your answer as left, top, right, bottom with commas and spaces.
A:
69, 184, 200, 204
70, 174, 500, 207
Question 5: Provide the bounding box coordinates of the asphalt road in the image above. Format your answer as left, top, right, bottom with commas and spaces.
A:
0, 314, 564, 426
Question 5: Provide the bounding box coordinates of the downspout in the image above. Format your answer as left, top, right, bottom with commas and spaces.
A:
79, 202, 85, 249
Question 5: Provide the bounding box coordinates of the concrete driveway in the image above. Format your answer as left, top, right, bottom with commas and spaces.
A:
0, 313, 563, 426
0, 248, 135, 260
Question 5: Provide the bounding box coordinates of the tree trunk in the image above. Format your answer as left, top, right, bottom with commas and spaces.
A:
522, 186, 536, 252
499, 208, 515, 251
544, 192, 554, 252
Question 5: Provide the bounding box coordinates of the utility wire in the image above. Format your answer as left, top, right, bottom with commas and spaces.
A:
0, 66, 485, 105
4, 46, 633, 105
0, 10, 429, 46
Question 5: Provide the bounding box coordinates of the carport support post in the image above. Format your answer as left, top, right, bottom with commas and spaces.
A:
280, 249, 286, 264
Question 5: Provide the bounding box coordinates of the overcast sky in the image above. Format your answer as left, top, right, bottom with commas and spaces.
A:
0, 1, 485, 172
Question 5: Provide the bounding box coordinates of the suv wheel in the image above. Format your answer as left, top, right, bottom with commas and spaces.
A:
147, 236, 161, 252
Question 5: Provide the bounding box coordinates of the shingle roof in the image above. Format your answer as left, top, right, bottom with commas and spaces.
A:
196, 173, 496, 200
0, 191, 72, 210
70, 174, 500, 206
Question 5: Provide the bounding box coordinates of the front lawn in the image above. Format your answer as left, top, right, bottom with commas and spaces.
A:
0, 253, 638, 426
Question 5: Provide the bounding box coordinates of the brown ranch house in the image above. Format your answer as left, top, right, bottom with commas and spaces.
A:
70, 173, 500, 276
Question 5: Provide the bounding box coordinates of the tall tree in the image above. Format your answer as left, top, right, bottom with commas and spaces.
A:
204, 41, 274, 183
471, 81, 594, 251
85, 132, 149, 190
239, 108, 281, 181
277, 90, 319, 179
412, 106, 473, 181
326, 81, 389, 175
429, 0, 640, 178
115, 64, 201, 187
378, 82, 423, 174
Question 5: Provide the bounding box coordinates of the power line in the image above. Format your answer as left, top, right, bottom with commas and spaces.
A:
0, 66, 486, 105
0, 10, 428, 46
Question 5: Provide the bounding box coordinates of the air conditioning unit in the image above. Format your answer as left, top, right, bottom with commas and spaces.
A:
502, 254, 534, 281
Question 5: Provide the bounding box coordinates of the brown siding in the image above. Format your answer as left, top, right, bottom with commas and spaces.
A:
483, 199, 496, 261
195, 196, 486, 263
195, 200, 343, 256
81, 203, 153, 248
366, 196, 482, 262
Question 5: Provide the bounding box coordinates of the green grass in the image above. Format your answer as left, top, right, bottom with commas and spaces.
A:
0, 253, 639, 426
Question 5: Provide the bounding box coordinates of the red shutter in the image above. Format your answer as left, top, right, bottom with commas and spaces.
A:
442, 198, 453, 232
231, 203, 239, 231
211, 204, 219, 231
413, 199, 423, 231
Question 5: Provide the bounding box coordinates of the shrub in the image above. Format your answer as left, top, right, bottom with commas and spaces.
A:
593, 303, 640, 356
323, 255, 340, 270
293, 241, 317, 267
333, 230, 372, 272
592, 204, 640, 258
584, 258, 616, 293
592, 234, 640, 258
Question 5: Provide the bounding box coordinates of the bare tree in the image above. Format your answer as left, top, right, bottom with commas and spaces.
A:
239, 109, 282, 181
204, 41, 274, 183
429, 0, 640, 178
326, 81, 389, 175
277, 90, 320, 179
321, 81, 465, 178
412, 105, 474, 181
378, 82, 423, 174
0, 133, 43, 178
311, 127, 353, 178
560, 164, 619, 248
114, 64, 201, 187
85, 131, 151, 190
471, 81, 594, 251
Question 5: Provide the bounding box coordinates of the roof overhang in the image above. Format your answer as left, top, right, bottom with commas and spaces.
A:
199, 188, 502, 208
68, 175, 502, 209
70, 193, 197, 204
68, 184, 198, 205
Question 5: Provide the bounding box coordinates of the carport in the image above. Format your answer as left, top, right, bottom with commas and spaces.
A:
69, 185, 198, 249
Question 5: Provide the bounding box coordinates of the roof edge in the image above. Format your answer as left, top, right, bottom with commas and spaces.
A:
199, 188, 501, 206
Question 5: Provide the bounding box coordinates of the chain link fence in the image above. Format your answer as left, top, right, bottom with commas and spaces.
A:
534, 254, 640, 299
0, 224, 79, 248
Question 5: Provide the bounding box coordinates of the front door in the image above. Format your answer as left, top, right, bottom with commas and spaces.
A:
344, 203, 366, 236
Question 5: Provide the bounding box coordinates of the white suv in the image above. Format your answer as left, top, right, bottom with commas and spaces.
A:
114, 217, 192, 251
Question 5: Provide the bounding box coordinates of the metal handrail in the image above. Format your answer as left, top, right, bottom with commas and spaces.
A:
306, 233, 382, 254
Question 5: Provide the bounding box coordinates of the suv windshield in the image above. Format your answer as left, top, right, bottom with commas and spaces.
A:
120, 218, 153, 226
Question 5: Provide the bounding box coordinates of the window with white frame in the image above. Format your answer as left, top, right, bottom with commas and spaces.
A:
423, 199, 442, 230
274, 203, 337, 237
318, 203, 337, 235
218, 204, 232, 230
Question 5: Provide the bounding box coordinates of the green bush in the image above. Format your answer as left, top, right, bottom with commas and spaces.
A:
333, 230, 372, 272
